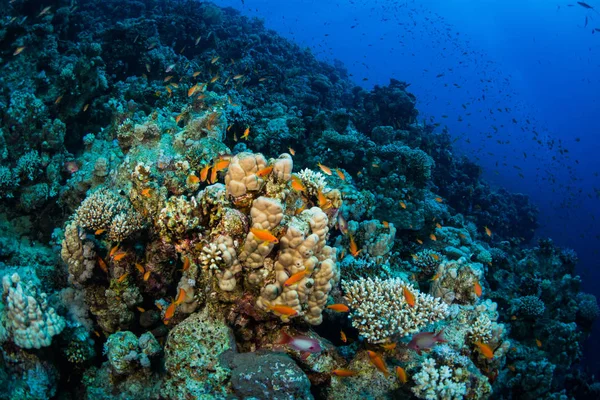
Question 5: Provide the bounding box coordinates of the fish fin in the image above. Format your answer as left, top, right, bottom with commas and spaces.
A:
300, 351, 311, 361
436, 328, 448, 343
278, 330, 293, 345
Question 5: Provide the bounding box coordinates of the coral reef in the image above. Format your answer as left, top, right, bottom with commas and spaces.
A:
0, 0, 596, 399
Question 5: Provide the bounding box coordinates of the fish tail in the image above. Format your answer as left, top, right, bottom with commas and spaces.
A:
278, 330, 293, 345
436, 328, 447, 342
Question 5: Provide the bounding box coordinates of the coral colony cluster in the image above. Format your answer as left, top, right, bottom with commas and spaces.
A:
0, 1, 598, 399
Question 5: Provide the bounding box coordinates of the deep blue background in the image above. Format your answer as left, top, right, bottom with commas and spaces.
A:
216, 0, 600, 373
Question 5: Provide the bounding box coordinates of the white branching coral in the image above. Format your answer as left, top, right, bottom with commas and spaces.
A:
297, 168, 327, 196
467, 313, 493, 344
412, 358, 467, 400
342, 277, 449, 343
2, 273, 65, 349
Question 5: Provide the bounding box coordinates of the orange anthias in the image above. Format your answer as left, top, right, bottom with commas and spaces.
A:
349, 236, 361, 257
326, 304, 350, 313
474, 342, 495, 359
331, 369, 358, 377
284, 270, 308, 287
367, 350, 389, 376
250, 228, 279, 243
403, 286, 416, 307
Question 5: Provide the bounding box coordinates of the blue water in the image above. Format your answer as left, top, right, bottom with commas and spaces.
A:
216, 0, 600, 370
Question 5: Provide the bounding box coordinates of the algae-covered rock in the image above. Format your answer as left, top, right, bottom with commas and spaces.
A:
227, 351, 313, 400
161, 307, 235, 399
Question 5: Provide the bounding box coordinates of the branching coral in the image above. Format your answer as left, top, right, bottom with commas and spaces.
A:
412, 358, 467, 400
342, 277, 448, 343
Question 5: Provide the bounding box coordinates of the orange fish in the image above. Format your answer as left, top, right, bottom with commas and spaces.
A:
331, 369, 358, 377
209, 166, 218, 184
436, 223, 442, 229
109, 244, 120, 258
112, 251, 128, 261
432, 254, 440, 261
430, 272, 442, 282
97, 257, 108, 273
474, 281, 483, 297
396, 366, 408, 383
400, 201, 407, 209
459, 233, 467, 239
535, 338, 542, 348
94, 229, 106, 235
256, 165, 274, 177
367, 350, 389, 376
186, 174, 200, 186
403, 286, 416, 307
291, 175, 306, 192
317, 189, 330, 209
288, 147, 296, 156
268, 304, 298, 317
474, 342, 495, 359
141, 188, 152, 198
284, 270, 308, 287
416, 238, 423, 245
136, 306, 146, 313
484, 226, 492, 237
163, 302, 176, 325
429, 233, 437, 241
250, 228, 279, 243
327, 304, 350, 313
93, 330, 101, 338
188, 84, 198, 97
192, 71, 201, 77
211, 56, 220, 64
200, 164, 210, 182
210, 74, 220, 83
507, 364, 516, 372
174, 288, 186, 305
411, 254, 419, 261
435, 197, 443, 203
317, 163, 332, 175
349, 236, 361, 257
143, 271, 151, 281
135, 263, 145, 274
381, 343, 397, 350
164, 75, 174, 83
117, 273, 129, 283
13, 46, 26, 56
340, 330, 347, 343
241, 126, 250, 140
181, 256, 190, 272
335, 168, 346, 181
214, 159, 230, 172
55, 95, 63, 105
382, 221, 389, 228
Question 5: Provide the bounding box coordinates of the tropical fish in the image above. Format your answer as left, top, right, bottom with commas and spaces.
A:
429, 233, 437, 241
331, 369, 358, 377
188, 84, 198, 97
400, 201, 407, 209
97, 258, 108, 273
367, 350, 389, 376
143, 271, 151, 281
381, 343, 397, 350
337, 213, 348, 235
474, 342, 495, 359
241, 126, 250, 140
135, 263, 145, 274
214, 159, 230, 172
340, 330, 347, 343
210, 56, 220, 64
291, 175, 306, 192
165, 63, 176, 73
13, 46, 25, 56
141, 188, 152, 198
268, 305, 299, 317
407, 329, 447, 355
484, 226, 492, 237
94, 229, 106, 235
474, 280, 483, 297
335, 168, 346, 181
181, 256, 190, 272
210, 74, 220, 83
136, 306, 146, 313
284, 270, 308, 287
112, 251, 128, 261
256, 165, 274, 177
279, 331, 321, 353
382, 221, 389, 228
38, 6, 52, 17
250, 228, 279, 243
317, 163, 332, 175
186, 174, 200, 186
200, 164, 211, 182
403, 286, 416, 307
195, 36, 201, 45
327, 304, 350, 312
117, 273, 129, 283
317, 189, 330, 209
430, 271, 442, 282
536, 338, 542, 348
174, 288, 186, 305
163, 302, 176, 325
349, 236, 361, 257
233, 74, 244, 80
164, 75, 174, 83
396, 366, 408, 384
288, 147, 296, 155
83, 104, 90, 112
416, 238, 423, 245
434, 197, 443, 203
